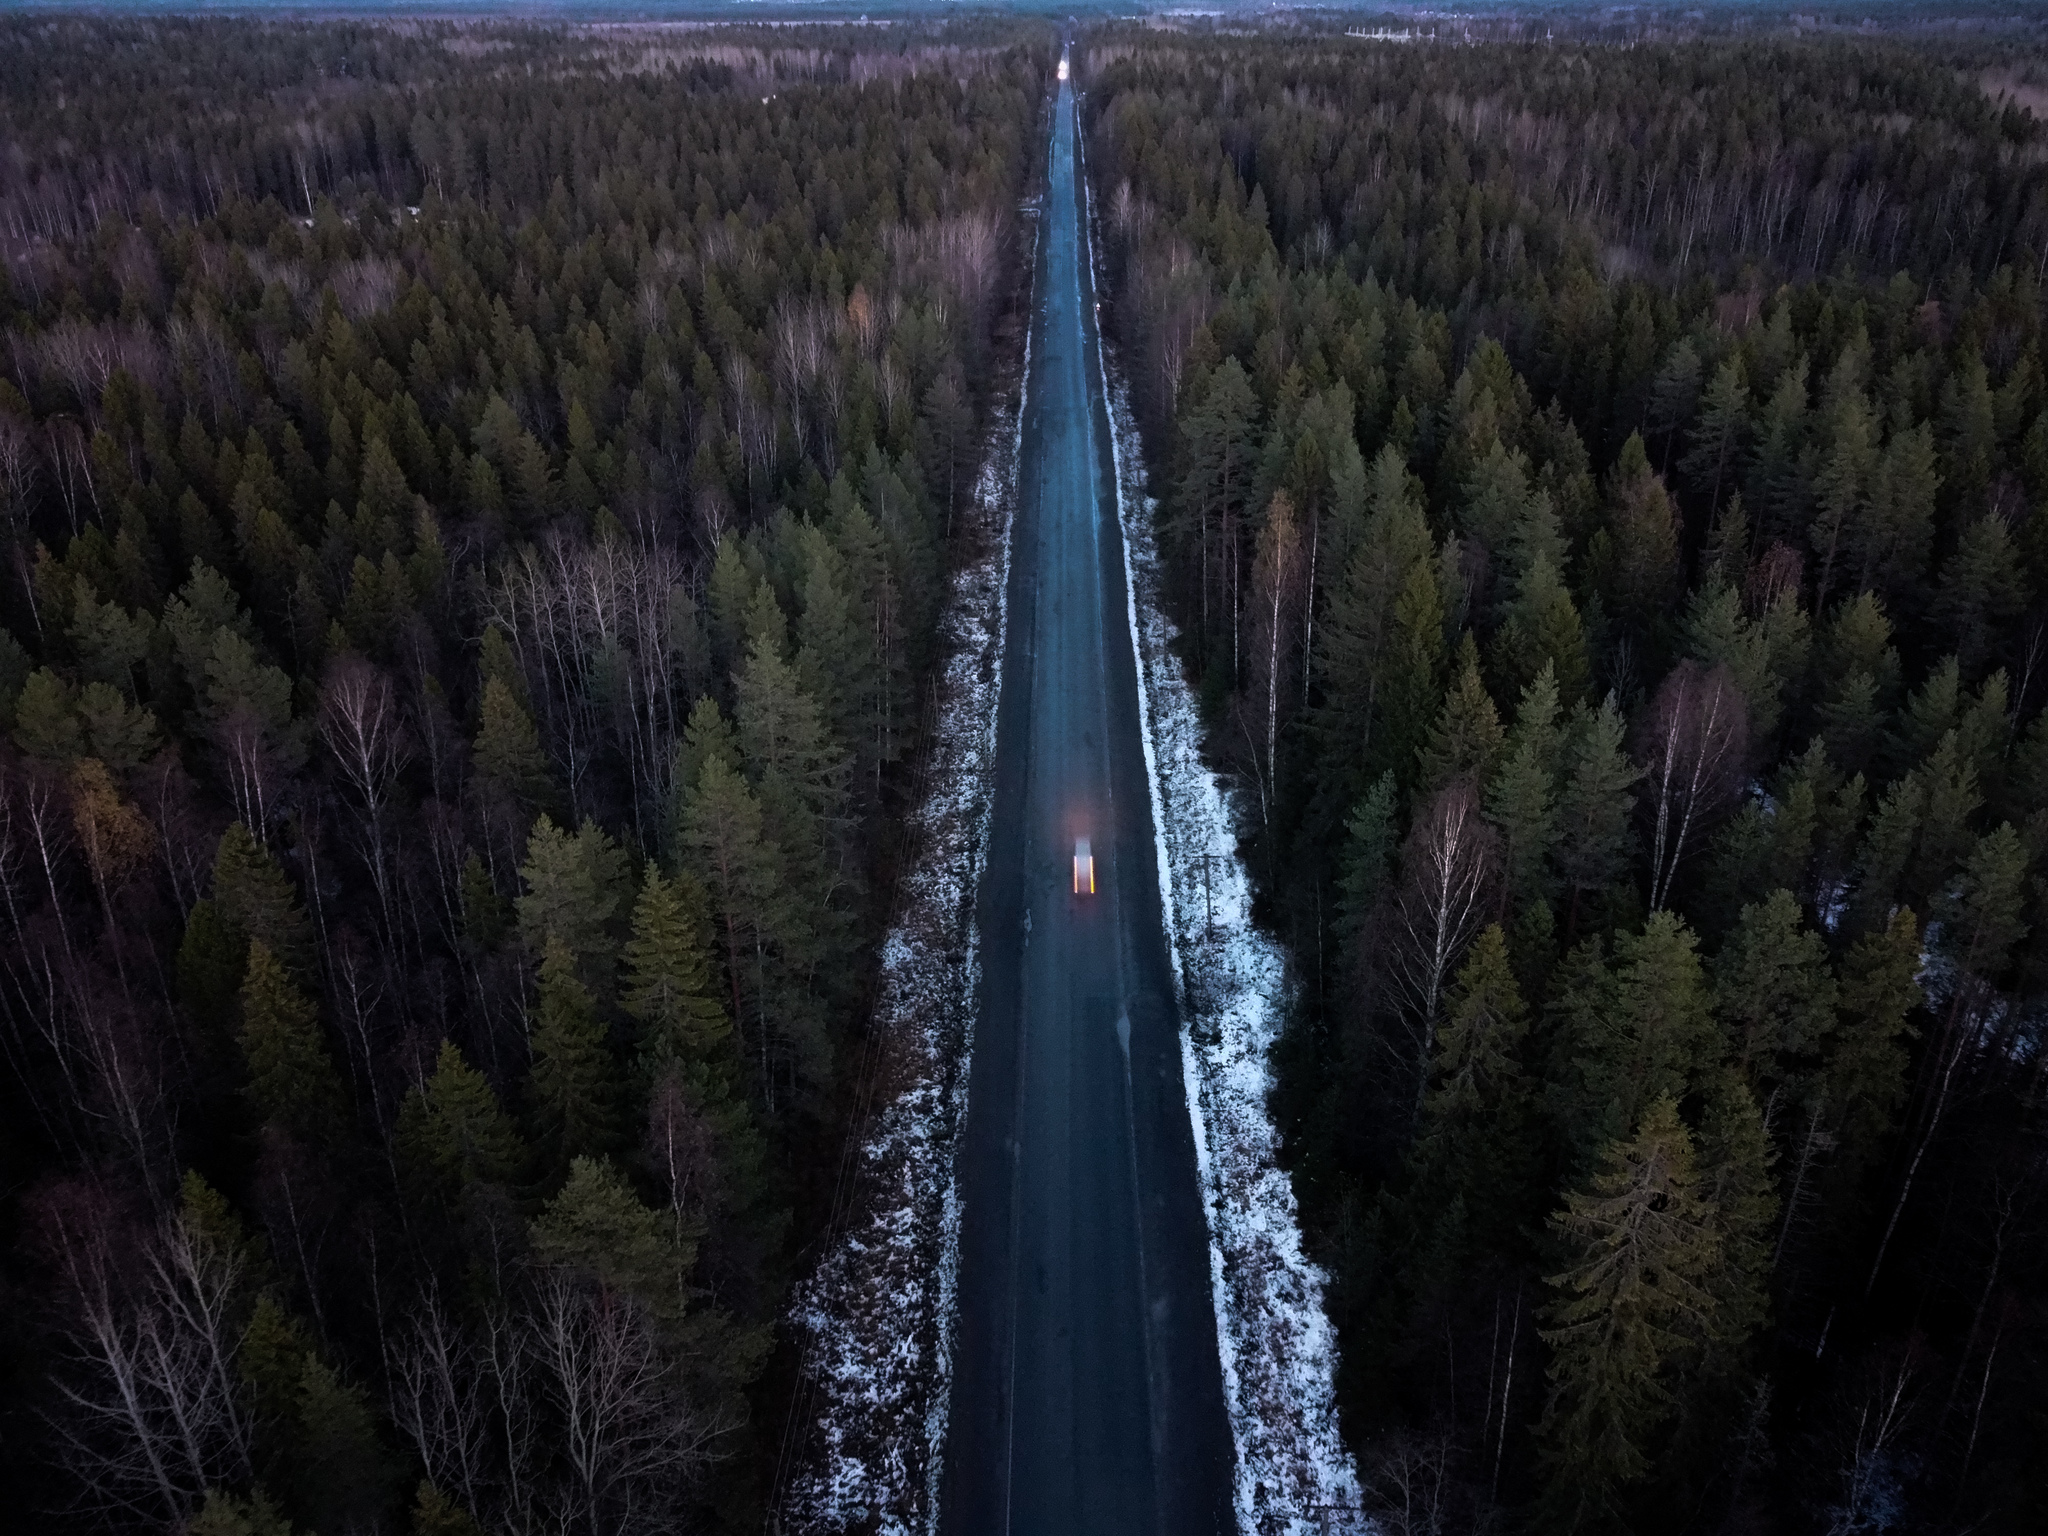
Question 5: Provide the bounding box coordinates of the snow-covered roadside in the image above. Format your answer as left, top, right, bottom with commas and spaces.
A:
777, 307, 1030, 1535
1082, 146, 1364, 1536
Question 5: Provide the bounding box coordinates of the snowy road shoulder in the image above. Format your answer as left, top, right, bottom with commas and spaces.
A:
1083, 179, 1361, 1536
776, 343, 1025, 1536
1101, 366, 1365, 1536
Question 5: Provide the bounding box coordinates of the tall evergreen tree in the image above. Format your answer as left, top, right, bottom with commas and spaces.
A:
525, 935, 622, 1175
238, 939, 344, 1144
1539, 1095, 1720, 1527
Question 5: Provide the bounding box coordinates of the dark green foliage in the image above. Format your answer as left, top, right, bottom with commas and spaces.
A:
1538, 1096, 1719, 1524
526, 936, 623, 1176
0, 17, 1048, 1525
1085, 22, 2048, 1525
394, 1040, 526, 1208
238, 940, 345, 1144
212, 825, 313, 977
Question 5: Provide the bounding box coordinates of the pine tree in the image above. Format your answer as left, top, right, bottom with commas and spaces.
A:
394, 1039, 525, 1205
1557, 912, 1720, 1169
1553, 695, 1640, 933
238, 939, 344, 1144
1712, 889, 1838, 1087
530, 1154, 687, 1328
472, 675, 552, 808
526, 935, 621, 1174
622, 866, 733, 1075
1415, 632, 1504, 793
13, 667, 81, 759
1539, 1095, 1720, 1526
212, 822, 313, 976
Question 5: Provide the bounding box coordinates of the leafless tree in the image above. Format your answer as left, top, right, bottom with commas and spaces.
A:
1244, 491, 1306, 833
0, 405, 38, 534
211, 704, 290, 837
647, 1070, 721, 1245
330, 927, 394, 1131
1359, 1429, 1466, 1536
487, 532, 691, 845
37, 1181, 252, 1528
319, 657, 412, 941
528, 1270, 728, 1536
1819, 1344, 1921, 1536
1386, 782, 1499, 1114
390, 1287, 502, 1521
132, 753, 218, 918
43, 416, 96, 535
1637, 660, 1749, 911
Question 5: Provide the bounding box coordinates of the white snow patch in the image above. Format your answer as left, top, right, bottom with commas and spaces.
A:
1082, 145, 1365, 1536
777, 319, 1030, 1534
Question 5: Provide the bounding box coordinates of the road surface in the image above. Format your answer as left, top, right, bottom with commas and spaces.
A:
941, 62, 1236, 1536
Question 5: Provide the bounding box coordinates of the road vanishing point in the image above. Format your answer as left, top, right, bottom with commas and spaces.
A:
940, 59, 1237, 1536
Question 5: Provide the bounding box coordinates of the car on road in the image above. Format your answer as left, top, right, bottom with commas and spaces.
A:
1073, 837, 1094, 895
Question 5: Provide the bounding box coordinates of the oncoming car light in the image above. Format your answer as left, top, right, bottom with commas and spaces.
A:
1073, 837, 1094, 895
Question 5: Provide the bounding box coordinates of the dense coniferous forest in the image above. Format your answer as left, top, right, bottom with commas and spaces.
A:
1084, 23, 2048, 1534
0, 16, 1048, 1532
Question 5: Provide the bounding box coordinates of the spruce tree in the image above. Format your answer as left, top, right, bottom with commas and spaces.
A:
1553, 695, 1641, 933
1487, 662, 1563, 913
1712, 889, 1838, 1087
1539, 1095, 1720, 1526
238, 939, 344, 1144
1557, 912, 1720, 1169
526, 936, 621, 1174
394, 1040, 525, 1205
1824, 908, 1923, 1174
622, 866, 733, 1075
1415, 632, 1504, 793
1335, 770, 1400, 941
1680, 358, 1751, 516
1492, 554, 1591, 708
515, 814, 627, 980
1409, 925, 1537, 1256
471, 675, 552, 808
410, 1484, 483, 1536
530, 1154, 688, 1328
212, 823, 313, 976
1694, 1073, 1779, 1372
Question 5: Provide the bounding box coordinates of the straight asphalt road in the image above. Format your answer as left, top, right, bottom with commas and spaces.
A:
940, 61, 1236, 1536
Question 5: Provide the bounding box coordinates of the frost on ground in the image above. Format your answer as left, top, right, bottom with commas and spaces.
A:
777, 353, 1023, 1535
1086, 307, 1362, 1536
1101, 368, 1365, 1535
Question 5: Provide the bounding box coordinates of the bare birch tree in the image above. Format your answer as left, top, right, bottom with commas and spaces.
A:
1638, 660, 1749, 911
1387, 782, 1500, 1114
